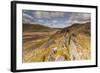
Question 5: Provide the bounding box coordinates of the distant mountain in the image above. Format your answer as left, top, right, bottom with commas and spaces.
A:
57, 22, 90, 34
23, 23, 58, 32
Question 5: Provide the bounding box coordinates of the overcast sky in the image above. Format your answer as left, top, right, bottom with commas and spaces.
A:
22, 10, 91, 28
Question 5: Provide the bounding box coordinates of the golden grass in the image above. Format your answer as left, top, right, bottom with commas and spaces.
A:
22, 23, 91, 63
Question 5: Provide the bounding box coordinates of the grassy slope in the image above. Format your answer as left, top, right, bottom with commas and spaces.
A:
23, 22, 91, 63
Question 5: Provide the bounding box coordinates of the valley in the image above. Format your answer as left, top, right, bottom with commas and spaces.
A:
22, 22, 91, 63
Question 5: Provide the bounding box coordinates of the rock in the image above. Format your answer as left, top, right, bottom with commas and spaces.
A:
55, 56, 65, 61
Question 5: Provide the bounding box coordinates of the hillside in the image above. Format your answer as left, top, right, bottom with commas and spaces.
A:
23, 22, 91, 63
23, 23, 60, 32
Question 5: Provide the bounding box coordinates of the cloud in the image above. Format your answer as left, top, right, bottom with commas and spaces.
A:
22, 13, 34, 20
69, 13, 90, 23
22, 13, 35, 24
32, 11, 65, 19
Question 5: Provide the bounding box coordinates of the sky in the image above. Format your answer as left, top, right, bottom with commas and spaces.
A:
22, 10, 91, 28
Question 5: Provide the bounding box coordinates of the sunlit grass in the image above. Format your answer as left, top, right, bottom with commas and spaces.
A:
23, 22, 91, 63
